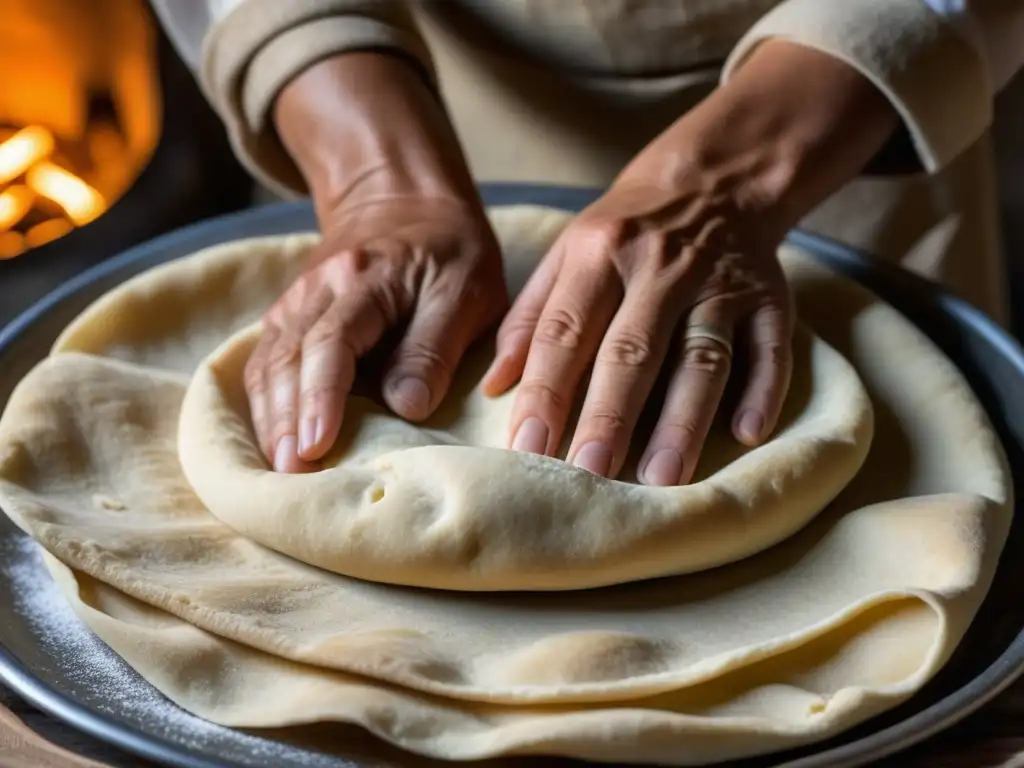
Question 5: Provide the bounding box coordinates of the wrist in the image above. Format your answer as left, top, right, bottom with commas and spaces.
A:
628, 40, 898, 234
273, 52, 478, 223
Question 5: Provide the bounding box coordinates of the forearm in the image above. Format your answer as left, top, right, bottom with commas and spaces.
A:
722, 0, 1024, 176
149, 0, 437, 197
626, 40, 898, 236
273, 52, 477, 224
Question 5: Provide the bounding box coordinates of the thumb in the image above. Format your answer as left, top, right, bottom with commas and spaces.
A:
383, 278, 505, 421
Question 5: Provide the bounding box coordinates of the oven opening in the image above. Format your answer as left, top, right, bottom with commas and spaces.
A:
0, 0, 161, 260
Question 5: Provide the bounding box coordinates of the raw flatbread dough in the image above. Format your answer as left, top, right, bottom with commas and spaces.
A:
0, 205, 1012, 764
178, 303, 871, 591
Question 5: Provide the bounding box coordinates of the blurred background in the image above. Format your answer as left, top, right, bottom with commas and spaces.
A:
0, 0, 251, 321
0, 0, 1021, 337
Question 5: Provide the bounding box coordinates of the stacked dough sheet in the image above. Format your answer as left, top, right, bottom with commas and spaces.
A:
0, 206, 1012, 765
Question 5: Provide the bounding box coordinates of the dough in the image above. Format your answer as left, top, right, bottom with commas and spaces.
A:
0, 205, 1012, 764
176, 254, 871, 590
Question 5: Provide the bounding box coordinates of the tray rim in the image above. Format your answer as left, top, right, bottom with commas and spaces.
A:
0, 184, 1022, 768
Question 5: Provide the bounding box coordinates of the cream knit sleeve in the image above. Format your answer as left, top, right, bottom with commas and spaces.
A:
722, 0, 1024, 174
150, 0, 435, 196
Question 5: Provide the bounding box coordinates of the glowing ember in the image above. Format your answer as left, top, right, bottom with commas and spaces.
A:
0, 231, 24, 260
0, 185, 34, 231
24, 218, 72, 248
0, 124, 109, 253
26, 160, 105, 226
0, 126, 54, 185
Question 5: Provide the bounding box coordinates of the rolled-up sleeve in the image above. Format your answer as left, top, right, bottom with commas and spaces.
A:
150, 0, 435, 196
722, 0, 1024, 174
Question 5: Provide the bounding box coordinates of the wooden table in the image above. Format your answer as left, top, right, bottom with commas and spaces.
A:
2, 680, 1022, 768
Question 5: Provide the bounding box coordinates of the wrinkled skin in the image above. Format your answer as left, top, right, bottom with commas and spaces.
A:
252, 43, 896, 482
483, 183, 793, 485
246, 197, 506, 473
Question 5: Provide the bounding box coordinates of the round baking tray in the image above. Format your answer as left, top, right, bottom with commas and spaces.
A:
0, 184, 1022, 768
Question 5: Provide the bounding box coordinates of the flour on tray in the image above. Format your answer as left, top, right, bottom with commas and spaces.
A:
2, 533, 341, 768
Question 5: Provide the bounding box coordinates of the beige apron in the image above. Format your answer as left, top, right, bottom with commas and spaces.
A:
416, 10, 1010, 327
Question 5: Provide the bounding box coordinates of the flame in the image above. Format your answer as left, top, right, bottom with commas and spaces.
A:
0, 126, 54, 185
0, 185, 34, 231
26, 160, 105, 226
0, 232, 24, 259
25, 218, 72, 248
0, 125, 108, 248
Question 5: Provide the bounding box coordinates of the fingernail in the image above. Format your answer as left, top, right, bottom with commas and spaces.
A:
388, 376, 431, 417
640, 448, 684, 486
738, 411, 764, 443
299, 418, 319, 456
511, 417, 549, 454
274, 435, 299, 473
573, 442, 613, 476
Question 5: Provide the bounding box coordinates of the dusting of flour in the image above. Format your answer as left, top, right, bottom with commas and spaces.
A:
1, 533, 344, 768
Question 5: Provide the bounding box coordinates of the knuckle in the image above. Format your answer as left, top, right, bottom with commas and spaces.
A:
265, 335, 302, 372
682, 342, 732, 375
516, 380, 570, 414
658, 419, 702, 447
758, 340, 791, 368
582, 406, 629, 435
302, 319, 339, 353
243, 364, 265, 396
264, 303, 287, 326
599, 330, 655, 368
267, 399, 298, 435
496, 316, 536, 348
300, 385, 337, 410
565, 218, 627, 272
534, 308, 587, 350
575, 217, 626, 254
288, 273, 311, 300
322, 249, 366, 284
393, 341, 452, 377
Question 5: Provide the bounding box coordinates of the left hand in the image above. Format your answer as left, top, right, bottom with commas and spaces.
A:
484, 40, 898, 486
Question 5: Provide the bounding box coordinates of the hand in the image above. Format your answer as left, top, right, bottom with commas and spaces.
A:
484, 179, 793, 486
484, 40, 898, 486
247, 53, 505, 473
246, 198, 505, 473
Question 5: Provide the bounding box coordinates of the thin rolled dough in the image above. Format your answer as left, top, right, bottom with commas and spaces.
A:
174, 223, 872, 589
0, 205, 1012, 764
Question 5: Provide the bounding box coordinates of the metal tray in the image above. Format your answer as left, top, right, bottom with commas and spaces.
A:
1, 185, 1023, 768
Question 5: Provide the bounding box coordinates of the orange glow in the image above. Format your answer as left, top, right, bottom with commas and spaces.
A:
0, 231, 25, 260
24, 218, 73, 248
0, 126, 54, 185
0, 185, 34, 231
26, 160, 106, 226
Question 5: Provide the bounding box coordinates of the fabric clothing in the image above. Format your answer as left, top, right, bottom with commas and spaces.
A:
149, 0, 1024, 324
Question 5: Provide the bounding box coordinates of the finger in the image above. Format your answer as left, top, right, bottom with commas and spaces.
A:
297, 289, 392, 461
243, 325, 280, 463
507, 259, 619, 456
637, 305, 735, 486
383, 275, 499, 420
482, 241, 564, 397
567, 279, 680, 479
732, 300, 794, 446
264, 322, 318, 474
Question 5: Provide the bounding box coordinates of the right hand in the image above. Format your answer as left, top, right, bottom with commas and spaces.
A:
248, 53, 507, 473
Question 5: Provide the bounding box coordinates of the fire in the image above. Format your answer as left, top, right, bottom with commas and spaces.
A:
0, 185, 34, 231
0, 124, 107, 257
26, 161, 105, 226
0, 126, 53, 185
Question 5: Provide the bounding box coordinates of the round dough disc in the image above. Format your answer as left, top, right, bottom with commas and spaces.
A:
176, 210, 873, 590
0, 205, 1009, 764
